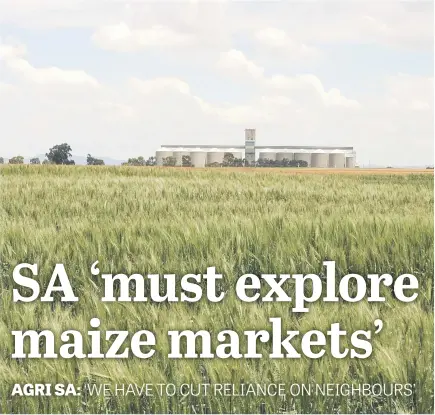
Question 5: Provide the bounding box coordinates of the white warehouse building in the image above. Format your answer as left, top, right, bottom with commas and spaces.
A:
155, 129, 356, 168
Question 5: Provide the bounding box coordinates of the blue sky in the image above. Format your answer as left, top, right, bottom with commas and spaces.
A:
0, 0, 433, 166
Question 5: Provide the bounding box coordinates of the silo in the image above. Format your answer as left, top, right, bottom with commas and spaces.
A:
173, 151, 191, 166
190, 152, 207, 168
294, 153, 311, 167
259, 152, 276, 161
311, 153, 329, 168
207, 152, 225, 166
346, 156, 356, 168
156, 150, 173, 166
276, 152, 294, 162
329, 153, 346, 168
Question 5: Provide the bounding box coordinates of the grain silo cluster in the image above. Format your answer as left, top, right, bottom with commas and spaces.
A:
155, 148, 244, 167
156, 129, 356, 168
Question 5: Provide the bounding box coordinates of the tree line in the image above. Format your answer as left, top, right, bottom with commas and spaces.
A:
0, 143, 308, 168
161, 153, 308, 168
0, 143, 107, 166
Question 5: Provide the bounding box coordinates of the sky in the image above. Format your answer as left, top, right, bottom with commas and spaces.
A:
0, 0, 433, 166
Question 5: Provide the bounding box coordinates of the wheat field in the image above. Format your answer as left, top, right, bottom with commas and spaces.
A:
0, 165, 433, 414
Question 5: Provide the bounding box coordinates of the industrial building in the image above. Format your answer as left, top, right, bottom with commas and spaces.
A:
155, 129, 356, 168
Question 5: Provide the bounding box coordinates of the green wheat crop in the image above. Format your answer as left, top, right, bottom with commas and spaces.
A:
0, 165, 433, 414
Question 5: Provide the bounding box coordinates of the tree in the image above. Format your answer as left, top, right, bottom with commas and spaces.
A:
42, 159, 54, 165
222, 152, 235, 167
0, 157, 4, 164
163, 156, 177, 167
30, 157, 40, 165
87, 154, 105, 165
46, 143, 75, 165
182, 155, 192, 167
9, 156, 24, 164
146, 156, 156, 166
123, 156, 146, 166
257, 158, 272, 167
293, 159, 308, 167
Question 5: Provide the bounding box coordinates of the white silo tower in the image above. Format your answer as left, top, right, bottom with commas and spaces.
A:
156, 150, 174, 166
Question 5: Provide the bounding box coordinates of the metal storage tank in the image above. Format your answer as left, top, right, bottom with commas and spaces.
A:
156, 150, 173, 166
259, 152, 276, 161
346, 156, 356, 168
173, 151, 191, 166
190, 152, 207, 168
329, 153, 346, 168
207, 152, 225, 165
312, 153, 329, 168
276, 152, 294, 161
294, 153, 311, 167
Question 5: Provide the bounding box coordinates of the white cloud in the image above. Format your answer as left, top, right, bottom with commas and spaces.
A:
244, 2, 433, 51
0, 82, 14, 93
217, 50, 360, 109
385, 74, 433, 112
209, 104, 270, 124
259, 95, 292, 107
0, 1, 432, 52
267, 74, 360, 109
130, 77, 191, 95
5, 58, 99, 87
129, 71, 358, 127
92, 22, 194, 51
0, 0, 118, 28
210, 94, 296, 124
1, 39, 99, 87
97, 101, 136, 118
217, 49, 264, 79
129, 74, 283, 124
0, 41, 26, 59
255, 27, 319, 59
